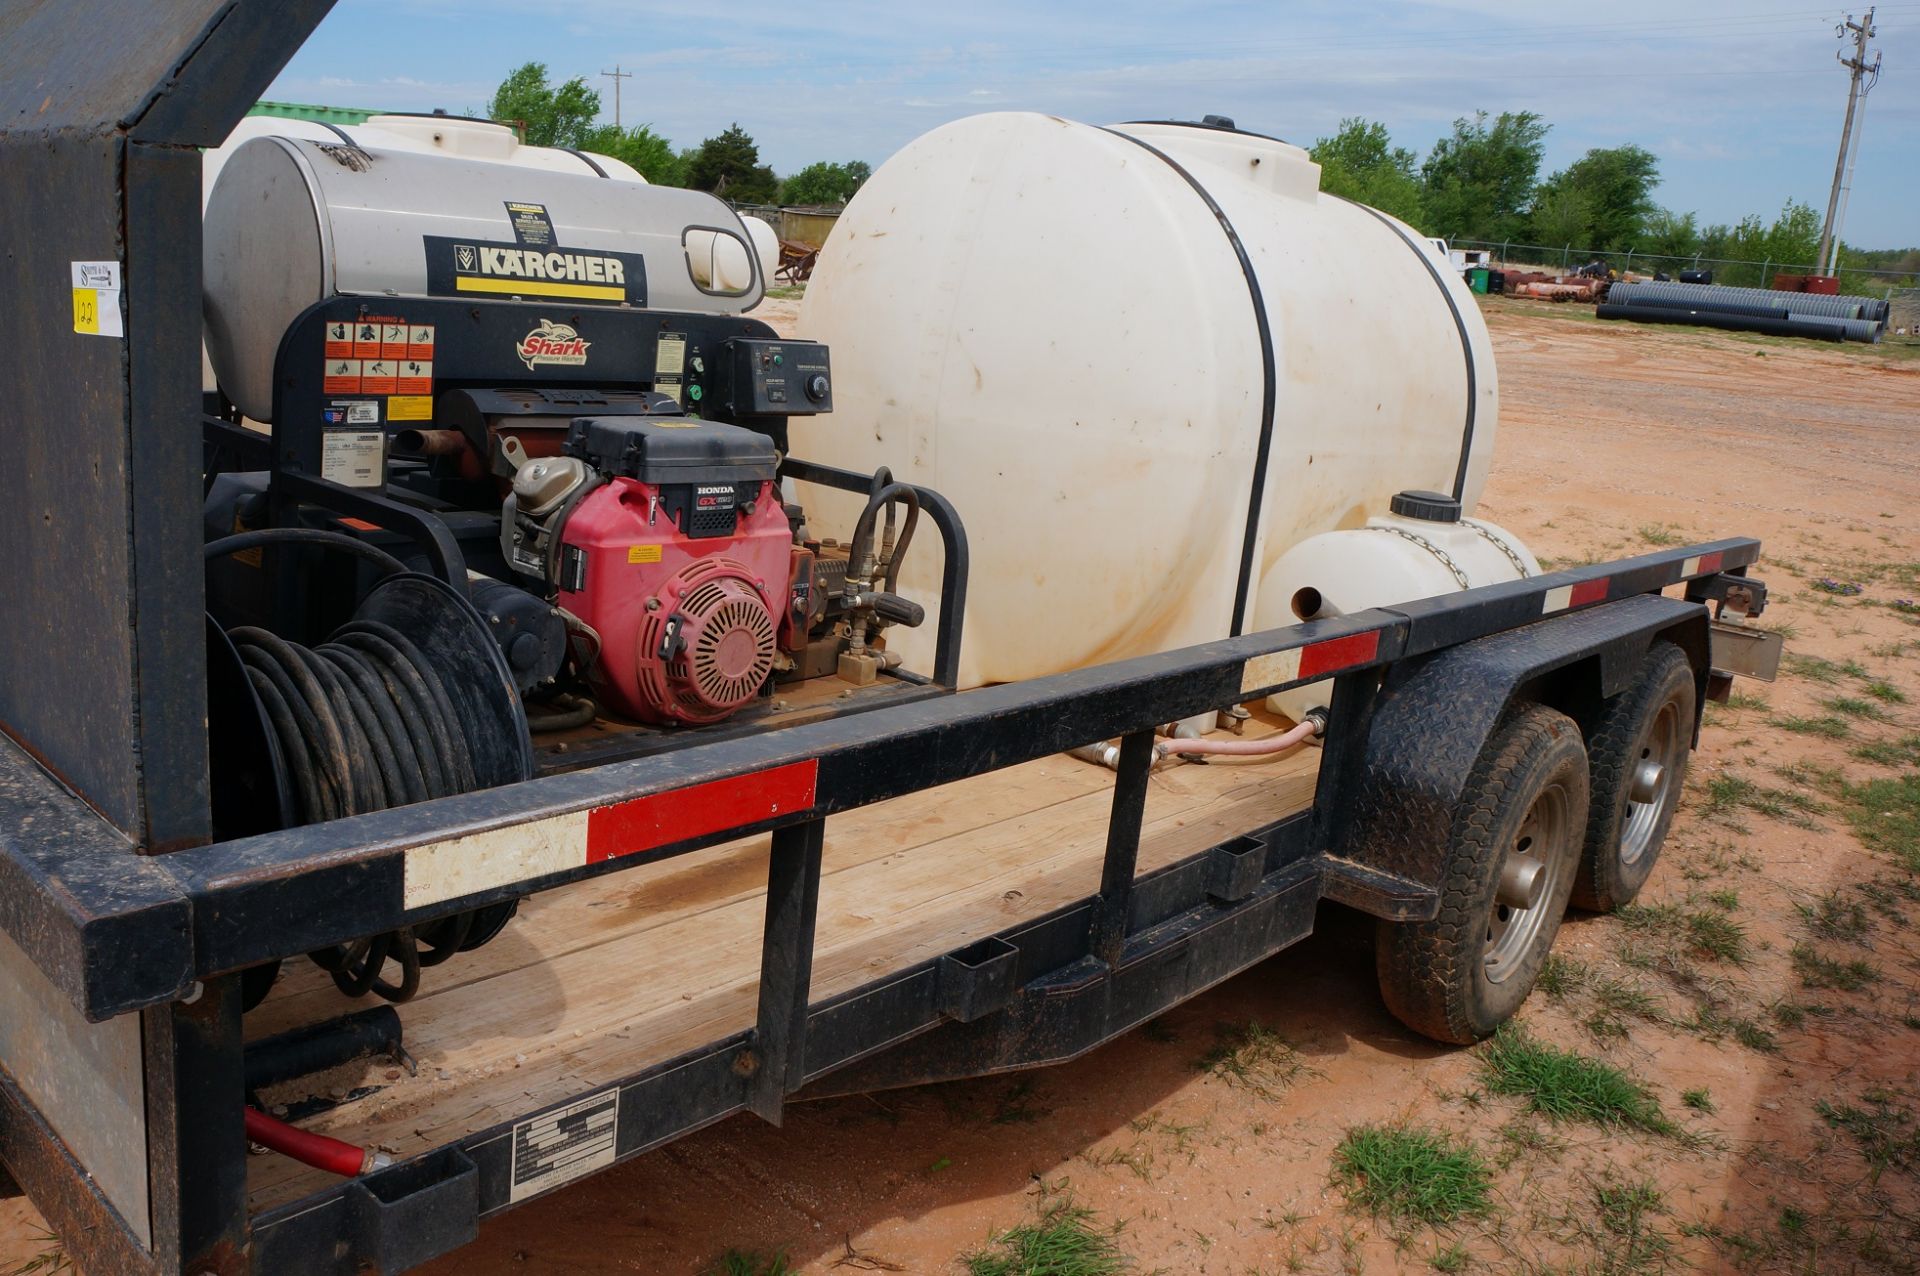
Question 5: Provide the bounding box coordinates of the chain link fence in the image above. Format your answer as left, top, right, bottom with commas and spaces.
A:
1453, 238, 1919, 301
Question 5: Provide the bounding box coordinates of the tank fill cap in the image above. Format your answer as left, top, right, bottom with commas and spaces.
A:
1389, 490, 1463, 523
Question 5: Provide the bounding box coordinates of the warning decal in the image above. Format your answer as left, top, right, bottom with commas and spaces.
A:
380, 323, 408, 360
398, 359, 433, 395
352, 323, 383, 358
323, 360, 362, 394
423, 235, 647, 306
509, 1089, 618, 1203
360, 359, 399, 394
324, 321, 354, 358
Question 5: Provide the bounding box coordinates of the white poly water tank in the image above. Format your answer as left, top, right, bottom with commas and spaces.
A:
203, 137, 762, 421
793, 113, 1500, 687
1257, 496, 1539, 721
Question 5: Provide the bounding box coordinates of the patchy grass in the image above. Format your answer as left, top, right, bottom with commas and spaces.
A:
706, 1250, 793, 1276
1192, 1022, 1310, 1100
1589, 1180, 1674, 1273
1, 1234, 72, 1276
1816, 1093, 1920, 1181
1617, 900, 1748, 964
1772, 713, 1850, 738
963, 1197, 1131, 1276
1699, 772, 1822, 826
1861, 679, 1908, 704
1838, 774, 1920, 872
1536, 953, 1586, 999
1682, 1088, 1716, 1114
1719, 690, 1770, 712
1478, 1024, 1677, 1136
1684, 1002, 1779, 1053
1782, 653, 1869, 684
1798, 890, 1872, 942
1791, 943, 1880, 992
1637, 523, 1683, 547
1331, 1125, 1493, 1227
1430, 1241, 1472, 1272
1824, 695, 1892, 723
1853, 733, 1920, 768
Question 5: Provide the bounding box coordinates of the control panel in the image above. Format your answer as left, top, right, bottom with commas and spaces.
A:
724, 338, 832, 417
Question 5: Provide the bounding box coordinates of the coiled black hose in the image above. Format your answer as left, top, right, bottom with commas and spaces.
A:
206, 528, 506, 1003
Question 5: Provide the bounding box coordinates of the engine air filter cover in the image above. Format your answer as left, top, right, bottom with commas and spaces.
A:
636, 558, 777, 723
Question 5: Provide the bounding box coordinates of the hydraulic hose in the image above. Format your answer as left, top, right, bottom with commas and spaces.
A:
244, 1107, 389, 1177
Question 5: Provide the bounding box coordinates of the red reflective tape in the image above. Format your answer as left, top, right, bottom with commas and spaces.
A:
1569, 578, 1610, 607
1297, 629, 1381, 680
585, 760, 818, 864
1695, 551, 1723, 575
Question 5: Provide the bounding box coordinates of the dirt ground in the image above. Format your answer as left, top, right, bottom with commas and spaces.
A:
4, 299, 1918, 1274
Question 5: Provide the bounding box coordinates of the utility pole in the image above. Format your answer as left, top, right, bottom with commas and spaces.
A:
600, 65, 633, 129
1816, 8, 1881, 276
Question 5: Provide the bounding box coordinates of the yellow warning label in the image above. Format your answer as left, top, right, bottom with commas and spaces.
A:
387, 395, 434, 422
627, 544, 663, 564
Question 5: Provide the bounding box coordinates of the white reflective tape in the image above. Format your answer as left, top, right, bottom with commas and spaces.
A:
1681, 555, 1702, 577
1240, 647, 1304, 694
403, 811, 589, 909
1542, 585, 1574, 614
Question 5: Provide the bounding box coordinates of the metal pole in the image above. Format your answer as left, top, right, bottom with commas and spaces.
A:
600, 65, 633, 129
1817, 9, 1879, 273
1089, 729, 1155, 967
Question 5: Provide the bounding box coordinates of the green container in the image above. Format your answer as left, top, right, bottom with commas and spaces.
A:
1467, 267, 1490, 294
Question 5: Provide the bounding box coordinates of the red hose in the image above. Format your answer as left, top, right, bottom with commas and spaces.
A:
245, 1107, 377, 1177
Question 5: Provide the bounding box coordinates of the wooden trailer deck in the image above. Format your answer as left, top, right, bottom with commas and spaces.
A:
243, 723, 1322, 1211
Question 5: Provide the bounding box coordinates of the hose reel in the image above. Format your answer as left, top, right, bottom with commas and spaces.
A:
205, 530, 533, 1007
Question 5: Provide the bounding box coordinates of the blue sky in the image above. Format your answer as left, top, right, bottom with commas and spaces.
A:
272, 0, 1918, 249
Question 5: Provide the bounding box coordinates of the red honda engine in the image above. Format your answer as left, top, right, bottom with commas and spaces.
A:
553, 419, 790, 724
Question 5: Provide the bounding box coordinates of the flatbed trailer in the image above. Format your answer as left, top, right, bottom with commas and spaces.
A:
0, 5, 1780, 1273
0, 530, 1770, 1275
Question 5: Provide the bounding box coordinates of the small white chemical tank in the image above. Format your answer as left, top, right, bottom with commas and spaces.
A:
794, 113, 1516, 696
203, 137, 763, 422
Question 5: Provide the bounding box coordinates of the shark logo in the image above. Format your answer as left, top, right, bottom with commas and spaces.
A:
516, 320, 590, 370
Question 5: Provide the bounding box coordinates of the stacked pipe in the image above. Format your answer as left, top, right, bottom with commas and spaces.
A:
1599, 280, 1887, 343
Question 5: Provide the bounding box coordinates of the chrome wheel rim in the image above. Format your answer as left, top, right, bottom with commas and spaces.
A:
1620, 699, 1683, 867
1484, 783, 1571, 984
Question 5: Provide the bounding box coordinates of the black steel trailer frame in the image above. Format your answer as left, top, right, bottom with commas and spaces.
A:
0, 532, 1763, 1274
0, 5, 1773, 1271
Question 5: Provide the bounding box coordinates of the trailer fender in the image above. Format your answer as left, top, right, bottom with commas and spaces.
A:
1334, 593, 1709, 891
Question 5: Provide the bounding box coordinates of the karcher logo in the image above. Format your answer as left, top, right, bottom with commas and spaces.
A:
470, 247, 627, 288
424, 235, 647, 306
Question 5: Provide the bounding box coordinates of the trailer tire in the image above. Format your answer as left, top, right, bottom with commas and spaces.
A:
1570, 641, 1694, 913
1375, 703, 1588, 1044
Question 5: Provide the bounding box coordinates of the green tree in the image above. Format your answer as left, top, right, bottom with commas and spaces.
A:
1528, 185, 1592, 250
1531, 145, 1659, 251
580, 123, 686, 185
1309, 118, 1426, 227
1641, 208, 1703, 259
1419, 111, 1549, 242
684, 124, 779, 203
489, 62, 600, 149
778, 160, 871, 206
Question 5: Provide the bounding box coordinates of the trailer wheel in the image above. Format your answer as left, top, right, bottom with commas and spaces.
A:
1376, 703, 1589, 1044
1570, 641, 1694, 913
